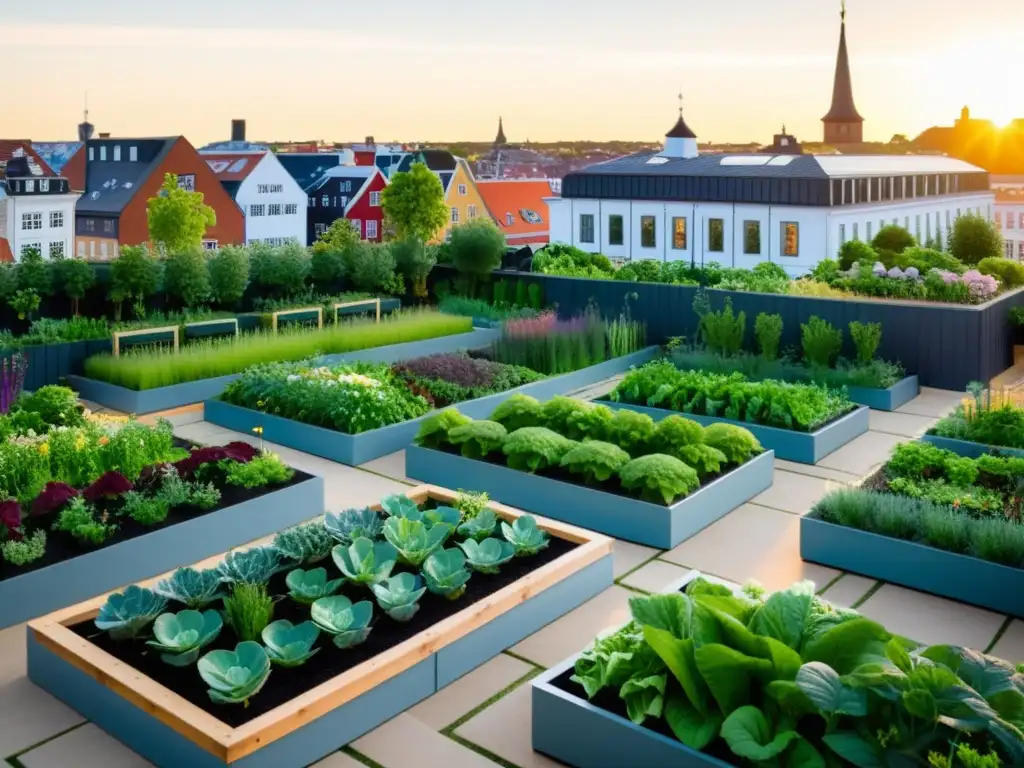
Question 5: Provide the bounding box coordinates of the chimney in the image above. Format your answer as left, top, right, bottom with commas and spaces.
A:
232, 120, 246, 142
99, 132, 111, 138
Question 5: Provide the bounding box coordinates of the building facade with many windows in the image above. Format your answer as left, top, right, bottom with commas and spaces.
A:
995, 192, 1024, 261
0, 143, 78, 262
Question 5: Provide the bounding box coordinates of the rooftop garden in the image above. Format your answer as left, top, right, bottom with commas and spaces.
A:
928, 384, 1024, 452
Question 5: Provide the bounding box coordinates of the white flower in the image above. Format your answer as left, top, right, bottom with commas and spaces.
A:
286, 374, 301, 382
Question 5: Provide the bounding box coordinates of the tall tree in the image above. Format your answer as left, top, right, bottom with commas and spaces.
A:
949, 213, 1003, 265
147, 173, 217, 253
381, 162, 448, 242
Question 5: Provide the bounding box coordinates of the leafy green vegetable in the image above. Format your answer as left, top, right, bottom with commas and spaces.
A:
559, 441, 631, 484
457, 508, 498, 542
371, 573, 426, 622
383, 517, 451, 567
500, 515, 549, 556
447, 420, 508, 458
502, 427, 577, 472
332, 537, 398, 586
198, 641, 271, 706
216, 546, 281, 585
422, 548, 472, 600
273, 521, 334, 564
324, 507, 385, 544
146, 609, 223, 666
458, 537, 515, 574
285, 567, 344, 605
94, 585, 167, 640
310, 596, 374, 649
154, 567, 224, 609
619, 454, 699, 504
261, 620, 320, 667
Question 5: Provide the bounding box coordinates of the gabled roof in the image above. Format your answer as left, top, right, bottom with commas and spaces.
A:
476, 179, 551, 241
276, 153, 347, 192
202, 153, 263, 182
396, 150, 457, 174
0, 141, 56, 178
31, 142, 81, 175
77, 137, 177, 215
309, 166, 384, 213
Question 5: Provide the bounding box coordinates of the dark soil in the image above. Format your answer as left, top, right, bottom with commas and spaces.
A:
0, 439, 315, 583
70, 531, 577, 727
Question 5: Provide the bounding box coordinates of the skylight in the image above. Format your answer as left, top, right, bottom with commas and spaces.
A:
720, 157, 771, 166
647, 156, 669, 165
228, 159, 248, 173
766, 156, 796, 166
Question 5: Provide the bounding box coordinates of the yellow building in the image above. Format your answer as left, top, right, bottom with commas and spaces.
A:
439, 158, 487, 241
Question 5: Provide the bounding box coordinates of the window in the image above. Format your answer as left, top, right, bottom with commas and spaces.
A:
49, 241, 64, 259
99, 146, 107, 161
708, 219, 724, 252
451, 207, 460, 224
839, 223, 846, 244
915, 215, 921, 240
369, 191, 381, 207
25, 180, 34, 193
85, 219, 96, 233
468, 204, 477, 219
609, 215, 624, 246
88, 147, 94, 162
366, 220, 378, 239
256, 184, 283, 195
322, 195, 330, 207
129, 146, 137, 162
309, 197, 316, 208
672, 217, 687, 250
103, 220, 114, 233
177, 174, 195, 192
458, 184, 467, 196
113, 146, 121, 162
202, 240, 218, 251
20, 243, 41, 258
77, 241, 85, 257
351, 220, 362, 237
268, 204, 282, 216
1019, 242, 1024, 261
1009, 214, 1017, 230
40, 179, 49, 192
50, 211, 63, 228
640, 216, 656, 248
505, 213, 514, 227
22, 213, 42, 230
782, 222, 799, 257
1006, 241, 1016, 259
580, 214, 595, 243
100, 241, 108, 259
250, 204, 266, 216
285, 204, 297, 215
743, 220, 761, 254
853, 223, 859, 241
314, 223, 327, 235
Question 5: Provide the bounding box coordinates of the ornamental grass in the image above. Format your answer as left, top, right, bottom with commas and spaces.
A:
83, 310, 473, 391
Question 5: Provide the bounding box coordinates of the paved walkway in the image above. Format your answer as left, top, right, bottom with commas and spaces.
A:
3, 385, 1020, 767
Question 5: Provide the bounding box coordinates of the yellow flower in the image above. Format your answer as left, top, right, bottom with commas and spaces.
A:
253, 426, 264, 436
74, 435, 86, 451
38, 443, 50, 456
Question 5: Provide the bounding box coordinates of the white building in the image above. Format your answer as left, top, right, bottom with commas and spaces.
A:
547, 116, 993, 275
0, 143, 78, 262
994, 183, 1024, 261
200, 150, 307, 247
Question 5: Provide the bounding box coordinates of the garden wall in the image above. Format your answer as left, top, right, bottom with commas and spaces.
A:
431, 267, 1024, 391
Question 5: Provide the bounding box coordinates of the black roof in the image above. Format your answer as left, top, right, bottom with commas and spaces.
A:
77, 138, 177, 215
576, 152, 829, 179
396, 149, 457, 173
665, 115, 697, 139
276, 153, 346, 192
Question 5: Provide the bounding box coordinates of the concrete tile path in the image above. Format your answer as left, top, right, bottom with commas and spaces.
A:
7, 383, 1019, 768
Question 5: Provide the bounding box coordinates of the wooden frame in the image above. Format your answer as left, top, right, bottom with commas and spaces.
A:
332, 298, 381, 323
185, 318, 240, 339
270, 307, 323, 333
29, 484, 612, 765
112, 325, 179, 357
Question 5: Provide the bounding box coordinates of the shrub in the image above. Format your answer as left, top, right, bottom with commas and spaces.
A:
17, 386, 83, 429
164, 249, 210, 308
344, 242, 396, 294
677, 443, 727, 478
605, 409, 656, 456
309, 249, 346, 288
560, 441, 632, 484
977, 257, 1024, 288
225, 453, 294, 488
885, 441, 948, 480
651, 415, 704, 456
540, 396, 589, 435
753, 313, 782, 360
414, 408, 472, 449
502, 427, 577, 472
391, 237, 435, 298
208, 246, 250, 307
110, 246, 161, 319
15, 247, 53, 297
53, 258, 97, 316
838, 240, 878, 270
614, 265, 638, 282
311, 219, 359, 255
447, 420, 508, 459
618, 454, 699, 504
801, 316, 843, 367
949, 213, 1002, 265
896, 246, 965, 275
631, 260, 662, 283
250, 242, 310, 296
450, 220, 505, 291
809, 259, 840, 283
848, 321, 882, 364
700, 298, 745, 356
490, 393, 543, 431
702, 423, 761, 464
871, 225, 915, 254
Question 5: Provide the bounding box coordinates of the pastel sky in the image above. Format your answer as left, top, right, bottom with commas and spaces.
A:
7, 0, 1022, 146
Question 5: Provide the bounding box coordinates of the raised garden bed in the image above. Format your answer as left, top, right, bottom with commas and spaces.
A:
921, 433, 1024, 459
205, 347, 658, 466
68, 328, 498, 414
599, 400, 869, 464
847, 374, 919, 411
27, 485, 613, 768
406, 445, 773, 549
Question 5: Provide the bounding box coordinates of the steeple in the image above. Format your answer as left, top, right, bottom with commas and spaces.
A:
662, 93, 699, 159
494, 117, 507, 148
821, 0, 864, 144
77, 92, 95, 143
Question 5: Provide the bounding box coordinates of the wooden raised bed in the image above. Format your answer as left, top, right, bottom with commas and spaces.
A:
27, 484, 613, 768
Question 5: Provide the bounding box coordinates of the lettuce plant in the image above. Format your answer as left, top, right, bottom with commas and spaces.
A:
216, 547, 281, 585
198, 641, 271, 706
285, 567, 344, 605
457, 508, 498, 542
563, 402, 614, 441
458, 538, 515, 574
82, 471, 134, 503
380, 494, 420, 519
261, 620, 320, 667
490, 393, 543, 431
31, 481, 77, 517
332, 537, 398, 586
310, 595, 374, 649
447, 420, 508, 458
273, 522, 334, 564
502, 427, 577, 473
371, 573, 427, 622
154, 567, 225, 609
383, 517, 451, 567
619, 454, 699, 504
146, 609, 223, 666
677, 444, 727, 479
606, 409, 657, 456
422, 548, 472, 600
651, 415, 705, 454
702, 423, 762, 465
423, 506, 462, 528
501, 515, 549, 556
94, 585, 167, 640
414, 408, 472, 449
560, 441, 632, 484
324, 507, 385, 544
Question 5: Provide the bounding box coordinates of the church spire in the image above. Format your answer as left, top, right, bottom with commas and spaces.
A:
494, 117, 507, 147
822, 0, 864, 143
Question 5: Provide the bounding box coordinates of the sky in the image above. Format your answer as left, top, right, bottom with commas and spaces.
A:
6, 0, 1023, 146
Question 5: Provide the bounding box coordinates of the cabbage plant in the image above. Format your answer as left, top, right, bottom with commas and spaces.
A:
332, 537, 397, 586
146, 609, 223, 666
216, 546, 281, 585
198, 641, 271, 706
380, 494, 420, 519
458, 538, 515, 574
371, 573, 426, 622
311, 596, 374, 649
457, 508, 498, 542
94, 586, 168, 640
383, 517, 451, 567
154, 567, 225, 609
324, 507, 385, 544
261, 620, 320, 667
501, 515, 549, 557
422, 548, 472, 600
273, 522, 334, 564
423, 505, 462, 528
285, 567, 344, 605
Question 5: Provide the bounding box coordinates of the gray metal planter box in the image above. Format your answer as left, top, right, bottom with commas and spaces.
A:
68, 329, 498, 414
600, 400, 869, 465
404, 445, 775, 549
847, 375, 919, 411
0, 475, 324, 630
921, 433, 1024, 459
801, 512, 1024, 617
204, 347, 659, 467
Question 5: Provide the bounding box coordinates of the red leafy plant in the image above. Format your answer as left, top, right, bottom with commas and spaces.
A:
393, 354, 504, 390
0, 499, 23, 542
83, 472, 134, 503
32, 482, 78, 517
174, 441, 258, 478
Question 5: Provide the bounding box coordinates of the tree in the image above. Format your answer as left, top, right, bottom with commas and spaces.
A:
54, 258, 97, 315
871, 225, 915, 254
948, 213, 1003, 265
889, 134, 909, 144
110, 245, 162, 320
312, 219, 359, 254
391, 237, 436, 298
449, 220, 505, 295
381, 162, 448, 242
164, 249, 211, 308
208, 246, 250, 307
147, 173, 216, 253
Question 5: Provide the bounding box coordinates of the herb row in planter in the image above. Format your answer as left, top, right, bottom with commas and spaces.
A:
78, 491, 573, 726
928, 383, 1024, 452
415, 394, 763, 505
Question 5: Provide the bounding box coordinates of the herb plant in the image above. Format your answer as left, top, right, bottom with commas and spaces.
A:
753, 312, 782, 360
801, 316, 843, 367
222, 583, 275, 642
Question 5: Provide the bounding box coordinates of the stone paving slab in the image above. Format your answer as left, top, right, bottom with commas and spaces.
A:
353, 713, 501, 768
817, 573, 878, 608
454, 684, 564, 768
895, 387, 965, 418
816, 430, 906, 477
18, 724, 153, 767
311, 752, 370, 768
990, 620, 1024, 661
611, 539, 659, 578
359, 449, 413, 484
620, 559, 690, 594
868, 409, 938, 438
0, 676, 85, 756
773, 459, 859, 484
408, 654, 535, 730
750, 469, 841, 516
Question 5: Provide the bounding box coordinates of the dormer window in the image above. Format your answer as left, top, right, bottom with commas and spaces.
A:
113, 145, 121, 161
39, 179, 49, 192
88, 147, 95, 161
100, 146, 107, 161
129, 146, 138, 162
24, 180, 34, 193
505, 213, 514, 226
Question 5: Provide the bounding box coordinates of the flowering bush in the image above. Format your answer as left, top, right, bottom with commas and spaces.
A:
962, 270, 999, 301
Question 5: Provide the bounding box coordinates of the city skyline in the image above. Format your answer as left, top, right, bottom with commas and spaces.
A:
6, 0, 1022, 145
